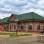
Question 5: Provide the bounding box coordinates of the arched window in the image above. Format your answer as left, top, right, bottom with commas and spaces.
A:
4, 25, 6, 29
28, 24, 32, 30
20, 24, 25, 30
21, 25, 24, 30
37, 25, 40, 30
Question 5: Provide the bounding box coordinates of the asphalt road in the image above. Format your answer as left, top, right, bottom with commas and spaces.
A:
0, 37, 44, 44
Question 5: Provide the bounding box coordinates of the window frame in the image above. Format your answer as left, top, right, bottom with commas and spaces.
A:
28, 24, 32, 30
37, 25, 40, 30
4, 25, 7, 29
21, 25, 24, 30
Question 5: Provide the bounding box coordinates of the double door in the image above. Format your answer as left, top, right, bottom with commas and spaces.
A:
9, 23, 17, 31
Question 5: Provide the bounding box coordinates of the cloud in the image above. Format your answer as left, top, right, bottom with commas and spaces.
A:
35, 0, 44, 9
0, 13, 11, 19
18, 8, 44, 17
0, 0, 44, 18
0, 0, 5, 4
38, 0, 44, 5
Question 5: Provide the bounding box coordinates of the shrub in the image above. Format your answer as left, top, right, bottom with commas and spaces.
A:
29, 34, 32, 36
12, 33, 16, 34
10, 33, 32, 36
0, 33, 7, 35
3, 33, 7, 35
20, 34, 25, 36
10, 34, 15, 36
24, 34, 29, 36
17, 34, 30, 36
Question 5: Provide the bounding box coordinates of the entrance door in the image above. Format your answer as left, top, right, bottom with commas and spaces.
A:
9, 23, 17, 31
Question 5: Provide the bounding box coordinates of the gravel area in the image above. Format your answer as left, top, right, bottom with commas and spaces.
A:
0, 36, 44, 44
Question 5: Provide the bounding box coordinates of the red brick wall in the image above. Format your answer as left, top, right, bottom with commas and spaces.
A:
0, 21, 44, 33
0, 16, 44, 33
17, 21, 44, 32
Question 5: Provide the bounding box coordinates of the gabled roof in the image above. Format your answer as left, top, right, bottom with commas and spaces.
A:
12, 14, 21, 20
0, 12, 44, 23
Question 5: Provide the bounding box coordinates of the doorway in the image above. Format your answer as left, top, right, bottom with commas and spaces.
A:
9, 23, 17, 31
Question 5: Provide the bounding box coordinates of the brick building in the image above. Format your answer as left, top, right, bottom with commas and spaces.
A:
0, 12, 44, 32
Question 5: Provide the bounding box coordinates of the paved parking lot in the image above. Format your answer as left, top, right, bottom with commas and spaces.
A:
0, 36, 44, 44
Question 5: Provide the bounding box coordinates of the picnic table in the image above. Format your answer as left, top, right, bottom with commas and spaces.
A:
37, 35, 44, 43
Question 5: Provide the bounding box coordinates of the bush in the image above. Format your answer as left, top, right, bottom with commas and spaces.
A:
0, 33, 7, 35
24, 34, 29, 36
19, 34, 32, 36
10, 33, 32, 36
10, 34, 15, 36
0, 32, 16, 35
29, 34, 32, 36
19, 34, 26, 36
3, 33, 7, 35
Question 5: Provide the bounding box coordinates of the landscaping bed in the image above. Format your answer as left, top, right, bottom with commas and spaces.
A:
10, 33, 32, 36
0, 32, 32, 37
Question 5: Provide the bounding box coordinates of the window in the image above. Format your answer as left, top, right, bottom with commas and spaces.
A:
21, 25, 24, 30
4, 25, 6, 29
4, 25, 9, 31
37, 25, 40, 30
28, 24, 32, 30
4, 26, 6, 29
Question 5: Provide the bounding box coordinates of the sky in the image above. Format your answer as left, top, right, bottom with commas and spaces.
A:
0, 0, 44, 19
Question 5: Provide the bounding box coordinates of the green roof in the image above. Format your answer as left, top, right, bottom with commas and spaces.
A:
0, 12, 44, 23
0, 17, 9, 23
13, 12, 44, 21
12, 14, 21, 20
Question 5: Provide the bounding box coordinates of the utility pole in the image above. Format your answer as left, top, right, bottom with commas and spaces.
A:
16, 26, 18, 35
15, 19, 18, 36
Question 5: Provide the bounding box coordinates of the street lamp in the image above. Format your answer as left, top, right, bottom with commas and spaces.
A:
15, 19, 18, 35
